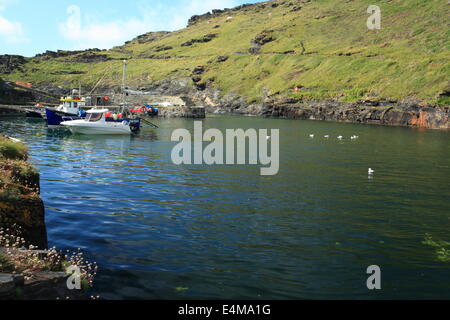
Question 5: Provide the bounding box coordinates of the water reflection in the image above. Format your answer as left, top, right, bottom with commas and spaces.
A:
0, 116, 449, 299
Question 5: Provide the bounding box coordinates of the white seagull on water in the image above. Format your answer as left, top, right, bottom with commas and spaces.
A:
368, 168, 375, 175
337, 136, 343, 140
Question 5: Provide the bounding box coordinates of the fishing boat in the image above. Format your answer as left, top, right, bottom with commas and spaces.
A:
59, 60, 153, 135
45, 96, 87, 128
61, 109, 141, 135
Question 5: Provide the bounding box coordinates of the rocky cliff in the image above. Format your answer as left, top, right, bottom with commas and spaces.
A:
136, 77, 450, 129
0, 135, 47, 249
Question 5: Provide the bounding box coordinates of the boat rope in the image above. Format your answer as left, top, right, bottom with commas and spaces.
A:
139, 117, 159, 128
89, 64, 115, 96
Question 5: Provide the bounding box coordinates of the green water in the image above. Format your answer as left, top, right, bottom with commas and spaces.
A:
1, 115, 449, 299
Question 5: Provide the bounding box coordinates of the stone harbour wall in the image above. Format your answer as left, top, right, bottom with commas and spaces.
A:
158, 105, 206, 119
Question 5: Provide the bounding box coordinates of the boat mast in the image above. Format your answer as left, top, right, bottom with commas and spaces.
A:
122, 60, 127, 111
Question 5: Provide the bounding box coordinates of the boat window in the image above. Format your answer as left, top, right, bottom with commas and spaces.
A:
87, 113, 103, 122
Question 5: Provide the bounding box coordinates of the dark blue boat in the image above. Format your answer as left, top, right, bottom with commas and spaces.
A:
46, 109, 86, 128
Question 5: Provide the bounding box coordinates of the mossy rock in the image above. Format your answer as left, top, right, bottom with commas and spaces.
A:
0, 136, 28, 161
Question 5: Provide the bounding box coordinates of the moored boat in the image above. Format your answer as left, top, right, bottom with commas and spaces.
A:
46, 96, 87, 128
130, 105, 159, 117
61, 109, 140, 135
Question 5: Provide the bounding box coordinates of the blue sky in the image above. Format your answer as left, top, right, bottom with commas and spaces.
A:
0, 0, 260, 57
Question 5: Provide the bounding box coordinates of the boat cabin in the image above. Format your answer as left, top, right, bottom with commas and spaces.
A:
85, 109, 109, 122
57, 97, 86, 115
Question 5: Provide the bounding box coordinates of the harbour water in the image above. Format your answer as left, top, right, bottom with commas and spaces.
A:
1, 116, 449, 299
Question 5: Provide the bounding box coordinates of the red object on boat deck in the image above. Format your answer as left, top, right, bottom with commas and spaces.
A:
105, 112, 112, 118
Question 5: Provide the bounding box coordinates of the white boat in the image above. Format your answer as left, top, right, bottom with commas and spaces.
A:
61, 109, 140, 135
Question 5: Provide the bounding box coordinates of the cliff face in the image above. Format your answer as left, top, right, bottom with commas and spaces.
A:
0, 55, 27, 74
0, 136, 47, 249
134, 77, 450, 129
256, 101, 449, 129
0, 198, 47, 250
0, 80, 63, 105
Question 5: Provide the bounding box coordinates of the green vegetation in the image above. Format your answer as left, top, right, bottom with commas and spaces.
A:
0, 227, 97, 287
0, 136, 28, 161
1, 0, 449, 104
0, 136, 36, 200
423, 234, 450, 263
437, 95, 450, 106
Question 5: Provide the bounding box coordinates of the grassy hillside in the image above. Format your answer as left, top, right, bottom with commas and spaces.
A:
1, 0, 449, 105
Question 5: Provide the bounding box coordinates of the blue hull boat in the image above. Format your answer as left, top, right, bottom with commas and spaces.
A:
45, 109, 85, 128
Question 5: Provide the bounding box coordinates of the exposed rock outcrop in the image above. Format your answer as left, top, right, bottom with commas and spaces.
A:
201, 94, 450, 129
142, 78, 449, 129
0, 81, 60, 105
216, 55, 229, 63
34, 49, 101, 61
0, 198, 47, 249
181, 34, 218, 47
0, 55, 27, 74
0, 271, 84, 300
125, 31, 171, 45
66, 52, 111, 63
0, 248, 85, 300
187, 3, 259, 26
0, 136, 48, 249
154, 45, 173, 52
249, 30, 275, 54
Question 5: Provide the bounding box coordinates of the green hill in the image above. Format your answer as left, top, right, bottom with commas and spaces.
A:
1, 0, 449, 106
